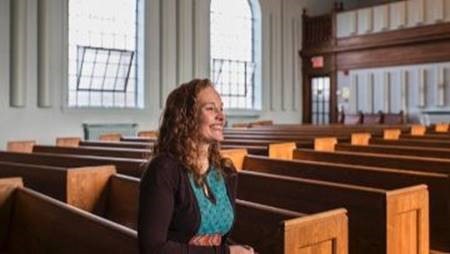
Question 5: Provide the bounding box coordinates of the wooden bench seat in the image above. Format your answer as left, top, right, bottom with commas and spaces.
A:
0, 151, 146, 177
0, 178, 138, 254
241, 155, 450, 252
238, 170, 428, 254
33, 144, 152, 159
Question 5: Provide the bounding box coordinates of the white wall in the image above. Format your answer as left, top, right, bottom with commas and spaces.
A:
0, 0, 324, 149
338, 62, 450, 124
337, 0, 450, 38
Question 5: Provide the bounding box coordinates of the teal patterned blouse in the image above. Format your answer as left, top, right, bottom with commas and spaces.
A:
189, 167, 234, 235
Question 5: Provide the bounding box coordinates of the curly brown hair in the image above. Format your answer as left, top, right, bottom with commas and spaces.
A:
154, 79, 226, 184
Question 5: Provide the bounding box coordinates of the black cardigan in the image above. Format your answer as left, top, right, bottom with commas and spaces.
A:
138, 154, 237, 254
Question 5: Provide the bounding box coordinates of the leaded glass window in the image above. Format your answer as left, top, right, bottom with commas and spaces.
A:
211, 0, 259, 109
68, 0, 139, 108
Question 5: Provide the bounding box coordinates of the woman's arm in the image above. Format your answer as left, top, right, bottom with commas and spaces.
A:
138, 156, 230, 254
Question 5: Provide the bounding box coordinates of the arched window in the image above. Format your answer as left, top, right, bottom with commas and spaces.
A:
68, 0, 142, 108
210, 0, 261, 110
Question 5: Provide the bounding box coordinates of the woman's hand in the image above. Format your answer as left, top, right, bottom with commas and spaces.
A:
229, 245, 254, 254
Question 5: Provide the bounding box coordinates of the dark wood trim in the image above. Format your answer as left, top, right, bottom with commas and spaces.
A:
337, 39, 450, 70
301, 21, 450, 71
336, 22, 450, 52
337, 0, 405, 13
302, 73, 311, 123
301, 22, 450, 57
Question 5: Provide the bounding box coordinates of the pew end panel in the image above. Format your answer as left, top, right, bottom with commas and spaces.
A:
314, 137, 337, 152
137, 130, 158, 138
268, 142, 296, 160
0, 178, 23, 251
4, 187, 138, 253
0, 162, 69, 202
232, 199, 348, 254
106, 174, 140, 229
232, 199, 301, 254
386, 185, 429, 254
66, 165, 117, 214
284, 208, 348, 254
56, 137, 81, 147
237, 171, 429, 254
383, 129, 401, 140
249, 120, 273, 127
99, 133, 122, 141
351, 133, 371, 146
411, 125, 426, 136
220, 149, 248, 171
434, 123, 449, 133
6, 140, 36, 153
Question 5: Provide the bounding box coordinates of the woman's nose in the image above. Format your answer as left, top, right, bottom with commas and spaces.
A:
215, 110, 224, 122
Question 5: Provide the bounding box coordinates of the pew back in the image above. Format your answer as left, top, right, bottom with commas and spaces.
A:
0, 179, 138, 254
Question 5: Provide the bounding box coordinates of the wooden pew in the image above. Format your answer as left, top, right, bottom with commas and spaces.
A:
32, 145, 152, 159
400, 133, 450, 140
336, 143, 450, 160
108, 176, 349, 253
0, 178, 138, 254
0, 170, 348, 253
362, 112, 382, 124
224, 124, 409, 133
137, 130, 158, 138
371, 137, 450, 149
293, 148, 450, 175
0, 161, 115, 213
56, 137, 81, 147
0, 151, 146, 177
233, 200, 348, 254
99, 133, 122, 141
121, 136, 157, 143
6, 140, 35, 153
241, 154, 450, 252
80, 140, 152, 150
238, 170, 429, 254
221, 144, 268, 155
0, 160, 139, 229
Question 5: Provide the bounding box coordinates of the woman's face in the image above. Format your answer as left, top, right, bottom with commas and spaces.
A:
197, 86, 225, 144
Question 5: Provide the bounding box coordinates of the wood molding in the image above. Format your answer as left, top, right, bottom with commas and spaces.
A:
302, 22, 450, 57
336, 39, 450, 70
336, 22, 450, 52
336, 0, 405, 13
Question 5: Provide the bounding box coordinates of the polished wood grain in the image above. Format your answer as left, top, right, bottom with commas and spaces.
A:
238, 170, 428, 254
0, 180, 138, 254
6, 140, 35, 153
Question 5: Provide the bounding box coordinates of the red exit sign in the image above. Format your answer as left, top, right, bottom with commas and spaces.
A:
311, 56, 324, 68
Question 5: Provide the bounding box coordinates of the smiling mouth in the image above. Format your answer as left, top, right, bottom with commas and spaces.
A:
210, 124, 223, 131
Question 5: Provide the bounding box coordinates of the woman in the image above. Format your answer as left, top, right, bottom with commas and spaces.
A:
138, 79, 253, 254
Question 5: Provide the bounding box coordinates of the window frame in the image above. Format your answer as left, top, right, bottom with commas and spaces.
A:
210, 0, 262, 114
64, 0, 144, 110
